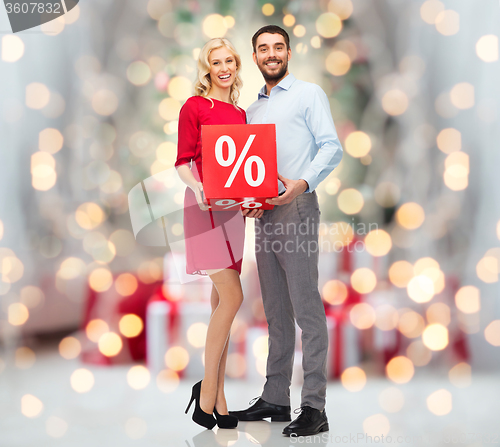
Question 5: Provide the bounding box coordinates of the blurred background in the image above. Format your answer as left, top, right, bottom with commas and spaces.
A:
1, 0, 499, 445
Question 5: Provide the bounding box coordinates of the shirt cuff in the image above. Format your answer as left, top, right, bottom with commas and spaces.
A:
300, 173, 315, 193
299, 177, 312, 192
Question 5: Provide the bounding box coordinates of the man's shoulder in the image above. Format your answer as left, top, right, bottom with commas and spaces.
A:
291, 78, 325, 96
246, 98, 263, 116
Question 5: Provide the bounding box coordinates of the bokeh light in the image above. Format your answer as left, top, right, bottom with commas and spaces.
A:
420, 0, 444, 24
341, 366, 367, 392
127, 61, 152, 86
449, 362, 471, 388
422, 323, 448, 351
407, 275, 434, 303
396, 202, 425, 230
316, 13, 342, 38
59, 336, 81, 359
15, 347, 36, 369
21, 394, 43, 418
398, 310, 425, 338
378, 387, 404, 413
165, 346, 189, 371
350, 303, 376, 329
351, 268, 377, 294
127, 365, 150, 390
345, 131, 371, 158
328, 0, 353, 20
364, 229, 392, 256
2, 35, 25, 62
406, 340, 432, 366
435, 10, 459, 36
187, 322, 208, 348
426, 389, 452, 415
382, 90, 408, 116
325, 50, 351, 76
46, 416, 68, 438
338, 188, 364, 214
88, 268, 113, 292
476, 35, 499, 62
119, 314, 144, 338
426, 303, 451, 326
98, 332, 123, 357
8, 303, 29, 326
386, 356, 414, 384
437, 128, 461, 154
363, 413, 391, 437
484, 320, 500, 346
389, 260, 414, 288
262, 4, 274, 16
156, 369, 180, 393
86, 319, 109, 342
70, 368, 94, 393
322, 279, 348, 305
455, 286, 480, 314
167, 76, 192, 101
283, 14, 296, 28
202, 14, 227, 39
450, 83, 474, 109
26, 83, 50, 109
115, 273, 139, 296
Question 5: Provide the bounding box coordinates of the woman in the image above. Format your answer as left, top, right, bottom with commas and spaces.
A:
176, 38, 261, 429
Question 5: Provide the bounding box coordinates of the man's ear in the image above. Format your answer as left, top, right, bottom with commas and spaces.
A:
252, 52, 257, 65
287, 47, 292, 61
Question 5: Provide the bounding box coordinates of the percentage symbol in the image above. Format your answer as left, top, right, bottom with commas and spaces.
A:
215, 135, 266, 188
215, 199, 263, 209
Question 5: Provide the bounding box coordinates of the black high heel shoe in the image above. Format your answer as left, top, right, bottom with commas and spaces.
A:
214, 407, 238, 429
185, 380, 216, 429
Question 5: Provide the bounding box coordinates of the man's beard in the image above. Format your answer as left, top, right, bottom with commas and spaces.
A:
260, 58, 288, 81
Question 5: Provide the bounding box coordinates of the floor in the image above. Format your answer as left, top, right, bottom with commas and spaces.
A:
0, 347, 499, 447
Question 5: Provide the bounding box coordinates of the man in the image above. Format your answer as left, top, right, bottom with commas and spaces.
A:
231, 25, 343, 437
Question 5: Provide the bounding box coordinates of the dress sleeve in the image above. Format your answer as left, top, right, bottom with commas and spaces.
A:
175, 97, 199, 168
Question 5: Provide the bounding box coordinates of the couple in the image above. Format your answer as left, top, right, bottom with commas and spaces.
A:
177, 25, 343, 437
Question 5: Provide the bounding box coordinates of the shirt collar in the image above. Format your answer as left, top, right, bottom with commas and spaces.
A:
257, 73, 296, 99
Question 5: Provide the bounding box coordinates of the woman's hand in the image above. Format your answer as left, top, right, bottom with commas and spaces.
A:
193, 182, 210, 211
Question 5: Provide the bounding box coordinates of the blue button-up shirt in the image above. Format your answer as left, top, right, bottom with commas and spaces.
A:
246, 73, 343, 194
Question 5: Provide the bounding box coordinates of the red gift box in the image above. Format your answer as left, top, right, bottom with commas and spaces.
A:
202, 124, 278, 210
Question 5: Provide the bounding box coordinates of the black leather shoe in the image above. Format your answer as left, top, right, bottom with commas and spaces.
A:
229, 397, 291, 422
282, 406, 329, 437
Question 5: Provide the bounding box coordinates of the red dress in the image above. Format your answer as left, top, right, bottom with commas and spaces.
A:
175, 96, 246, 275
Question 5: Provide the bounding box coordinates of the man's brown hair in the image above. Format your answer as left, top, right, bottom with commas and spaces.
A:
252, 25, 290, 53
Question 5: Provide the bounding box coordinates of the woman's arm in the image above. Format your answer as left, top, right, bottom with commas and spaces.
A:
176, 164, 209, 211
175, 98, 209, 211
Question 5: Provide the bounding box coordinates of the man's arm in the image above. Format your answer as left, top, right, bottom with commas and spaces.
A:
299, 84, 343, 193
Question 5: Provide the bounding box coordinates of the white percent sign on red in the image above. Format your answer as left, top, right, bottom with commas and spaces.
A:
215, 134, 266, 188
215, 199, 263, 209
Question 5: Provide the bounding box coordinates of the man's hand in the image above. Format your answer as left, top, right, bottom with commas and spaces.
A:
266, 174, 308, 206
241, 208, 264, 218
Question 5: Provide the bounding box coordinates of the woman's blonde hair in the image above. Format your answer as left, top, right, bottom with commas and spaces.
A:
194, 38, 243, 107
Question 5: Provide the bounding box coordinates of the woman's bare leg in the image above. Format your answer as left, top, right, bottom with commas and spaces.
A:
199, 269, 243, 414
208, 284, 232, 414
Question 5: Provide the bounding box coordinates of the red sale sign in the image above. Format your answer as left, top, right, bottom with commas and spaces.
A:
201, 124, 278, 210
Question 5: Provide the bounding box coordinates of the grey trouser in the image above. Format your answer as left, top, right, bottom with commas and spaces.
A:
255, 191, 328, 410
